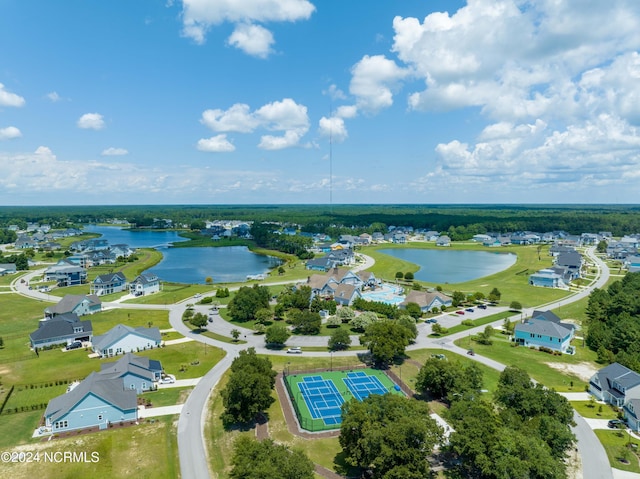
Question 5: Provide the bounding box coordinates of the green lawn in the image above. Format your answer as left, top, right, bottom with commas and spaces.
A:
571, 400, 618, 419
594, 429, 640, 474
0, 415, 180, 479
142, 386, 193, 407
453, 334, 597, 391
3, 383, 68, 413
429, 310, 513, 337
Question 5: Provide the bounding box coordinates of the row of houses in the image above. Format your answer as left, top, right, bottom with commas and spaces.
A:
44, 352, 163, 434
529, 247, 583, 289
13, 228, 83, 250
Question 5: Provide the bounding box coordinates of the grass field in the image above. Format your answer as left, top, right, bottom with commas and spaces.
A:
594, 429, 640, 474
284, 369, 403, 432
142, 386, 193, 407
430, 310, 513, 337
571, 400, 618, 419
0, 415, 180, 479
453, 334, 597, 391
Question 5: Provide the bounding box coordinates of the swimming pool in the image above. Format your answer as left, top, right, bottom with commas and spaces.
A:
361, 283, 405, 305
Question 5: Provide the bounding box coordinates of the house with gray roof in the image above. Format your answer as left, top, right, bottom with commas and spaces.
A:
513, 310, 574, 353
129, 273, 161, 296
401, 290, 452, 313
92, 324, 162, 358
436, 235, 451, 247
30, 313, 93, 349
44, 259, 87, 286
590, 362, 640, 408
0, 263, 17, 275
44, 371, 137, 434
90, 272, 128, 296
44, 294, 101, 319
332, 283, 361, 306
99, 352, 163, 393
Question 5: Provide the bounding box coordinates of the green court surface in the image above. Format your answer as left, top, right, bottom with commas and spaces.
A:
283, 368, 403, 432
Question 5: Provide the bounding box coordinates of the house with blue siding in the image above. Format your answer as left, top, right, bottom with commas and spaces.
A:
529, 269, 568, 289
44, 294, 102, 319
99, 352, 163, 393
92, 324, 162, 358
513, 310, 574, 353
44, 372, 137, 433
44, 259, 87, 286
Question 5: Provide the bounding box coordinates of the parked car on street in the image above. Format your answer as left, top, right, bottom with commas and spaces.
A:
455, 310, 465, 315
477, 304, 487, 309
465, 308, 474, 313
287, 347, 302, 354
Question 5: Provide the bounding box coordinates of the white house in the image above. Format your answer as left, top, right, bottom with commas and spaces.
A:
129, 273, 161, 296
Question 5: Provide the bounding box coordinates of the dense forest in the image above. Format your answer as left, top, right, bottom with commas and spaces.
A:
1, 204, 640, 237
585, 272, 640, 370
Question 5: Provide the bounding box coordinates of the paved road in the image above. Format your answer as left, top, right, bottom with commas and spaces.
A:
12, 250, 614, 479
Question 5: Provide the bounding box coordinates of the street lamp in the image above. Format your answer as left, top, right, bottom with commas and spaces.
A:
330, 351, 333, 371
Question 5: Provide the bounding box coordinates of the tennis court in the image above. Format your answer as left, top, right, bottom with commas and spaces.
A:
284, 368, 404, 431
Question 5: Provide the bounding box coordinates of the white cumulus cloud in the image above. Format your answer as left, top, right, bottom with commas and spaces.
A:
77, 113, 105, 130
101, 147, 128, 156
0, 84, 25, 107
180, 0, 315, 56
200, 98, 309, 150
227, 23, 274, 58
318, 116, 347, 142
197, 134, 236, 152
46, 91, 61, 102
349, 55, 409, 113
0, 126, 22, 140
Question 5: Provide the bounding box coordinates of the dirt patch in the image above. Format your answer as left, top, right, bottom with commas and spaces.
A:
0, 365, 10, 375
545, 361, 597, 383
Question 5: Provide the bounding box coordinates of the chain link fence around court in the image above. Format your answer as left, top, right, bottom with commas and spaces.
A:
282, 365, 403, 433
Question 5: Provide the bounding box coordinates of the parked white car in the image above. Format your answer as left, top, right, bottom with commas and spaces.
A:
160, 376, 175, 384
287, 347, 302, 354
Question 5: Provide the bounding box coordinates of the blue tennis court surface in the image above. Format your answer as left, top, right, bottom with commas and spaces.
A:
343, 371, 389, 401
298, 376, 344, 425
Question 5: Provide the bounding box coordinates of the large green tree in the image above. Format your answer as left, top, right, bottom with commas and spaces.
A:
221, 348, 276, 425
264, 323, 290, 346
360, 319, 411, 366
415, 357, 483, 400
228, 284, 270, 322
340, 394, 442, 479
328, 328, 351, 351
230, 436, 314, 479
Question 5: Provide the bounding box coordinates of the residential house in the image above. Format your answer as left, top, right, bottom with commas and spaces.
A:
472, 234, 492, 242
15, 235, 38, 249
44, 294, 102, 319
44, 259, 87, 286
90, 272, 128, 296
99, 352, 163, 393
625, 255, 640, 273
589, 362, 640, 408
0, 263, 17, 275
44, 372, 137, 433
401, 291, 453, 313
129, 273, 161, 296
556, 250, 583, 275
92, 324, 162, 358
30, 313, 93, 349
436, 235, 451, 247
332, 284, 362, 306
528, 269, 568, 289
513, 310, 575, 353
305, 257, 336, 272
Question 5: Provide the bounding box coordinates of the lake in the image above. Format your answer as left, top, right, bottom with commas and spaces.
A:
378, 248, 516, 284
83, 225, 281, 284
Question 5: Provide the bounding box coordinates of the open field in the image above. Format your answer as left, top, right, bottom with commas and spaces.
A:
571, 400, 618, 420
142, 386, 193, 407
0, 415, 180, 479
453, 334, 598, 391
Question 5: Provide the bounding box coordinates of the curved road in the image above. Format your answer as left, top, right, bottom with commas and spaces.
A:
12, 250, 613, 479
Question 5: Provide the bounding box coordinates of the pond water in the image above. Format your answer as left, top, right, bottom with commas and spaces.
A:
378, 248, 516, 284
83, 225, 280, 284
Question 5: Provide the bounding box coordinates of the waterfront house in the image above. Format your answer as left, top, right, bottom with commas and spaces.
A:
44, 294, 102, 319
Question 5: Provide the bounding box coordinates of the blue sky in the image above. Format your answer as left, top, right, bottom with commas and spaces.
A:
1, 0, 640, 205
